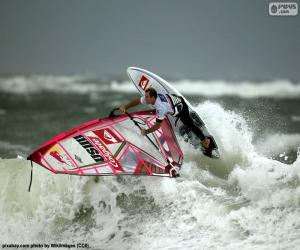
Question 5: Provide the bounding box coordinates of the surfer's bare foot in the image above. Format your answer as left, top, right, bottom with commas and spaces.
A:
202, 138, 210, 149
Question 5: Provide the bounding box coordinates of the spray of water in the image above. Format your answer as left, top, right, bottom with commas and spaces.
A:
0, 101, 299, 250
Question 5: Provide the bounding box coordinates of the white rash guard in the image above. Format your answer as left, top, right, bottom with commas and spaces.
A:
140, 93, 174, 122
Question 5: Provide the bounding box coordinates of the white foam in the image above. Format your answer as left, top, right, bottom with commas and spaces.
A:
225, 154, 300, 249
0, 140, 30, 155
111, 79, 300, 98
256, 133, 300, 157
0, 159, 129, 247
1, 101, 300, 249
1, 75, 299, 98
291, 115, 300, 122
0, 75, 108, 95
135, 102, 300, 250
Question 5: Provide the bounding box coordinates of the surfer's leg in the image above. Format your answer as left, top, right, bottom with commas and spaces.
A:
179, 113, 205, 140
178, 102, 210, 148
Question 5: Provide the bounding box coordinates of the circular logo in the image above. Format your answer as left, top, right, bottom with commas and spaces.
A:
271, 4, 278, 14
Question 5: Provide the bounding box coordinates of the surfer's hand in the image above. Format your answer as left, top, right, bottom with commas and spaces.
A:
141, 128, 147, 136
119, 105, 127, 113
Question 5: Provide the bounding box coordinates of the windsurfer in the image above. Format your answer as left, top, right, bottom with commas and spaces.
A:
119, 87, 210, 149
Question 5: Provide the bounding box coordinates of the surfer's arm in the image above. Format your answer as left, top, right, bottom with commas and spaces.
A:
142, 106, 166, 135
141, 122, 161, 136
119, 98, 141, 113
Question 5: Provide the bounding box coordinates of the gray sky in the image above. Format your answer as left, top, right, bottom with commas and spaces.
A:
0, 0, 299, 80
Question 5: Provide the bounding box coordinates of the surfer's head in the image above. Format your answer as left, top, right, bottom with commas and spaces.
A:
145, 87, 157, 105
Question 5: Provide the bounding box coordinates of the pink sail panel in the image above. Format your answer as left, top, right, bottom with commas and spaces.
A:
28, 110, 183, 177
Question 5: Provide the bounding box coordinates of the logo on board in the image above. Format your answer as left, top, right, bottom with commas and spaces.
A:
139, 75, 149, 90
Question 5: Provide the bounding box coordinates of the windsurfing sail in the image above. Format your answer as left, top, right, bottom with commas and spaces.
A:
27, 110, 183, 178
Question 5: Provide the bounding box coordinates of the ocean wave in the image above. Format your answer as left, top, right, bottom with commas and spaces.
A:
291, 116, 300, 122
0, 75, 300, 98
0, 75, 109, 95
0, 141, 30, 157
112, 79, 300, 99
1, 101, 300, 249
256, 133, 300, 158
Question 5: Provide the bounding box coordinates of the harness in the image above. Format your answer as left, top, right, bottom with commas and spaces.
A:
166, 94, 184, 117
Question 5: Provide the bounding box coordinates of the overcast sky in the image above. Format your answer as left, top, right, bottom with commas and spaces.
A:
0, 0, 299, 80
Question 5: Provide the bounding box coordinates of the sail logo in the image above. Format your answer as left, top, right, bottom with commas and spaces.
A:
50, 150, 68, 165
48, 146, 72, 166
139, 75, 149, 90
89, 136, 123, 172
93, 128, 122, 145
74, 135, 104, 163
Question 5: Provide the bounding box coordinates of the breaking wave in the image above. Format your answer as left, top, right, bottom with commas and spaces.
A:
1, 75, 300, 98
0, 101, 299, 249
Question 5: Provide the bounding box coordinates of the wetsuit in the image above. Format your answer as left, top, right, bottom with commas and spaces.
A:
141, 93, 206, 141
